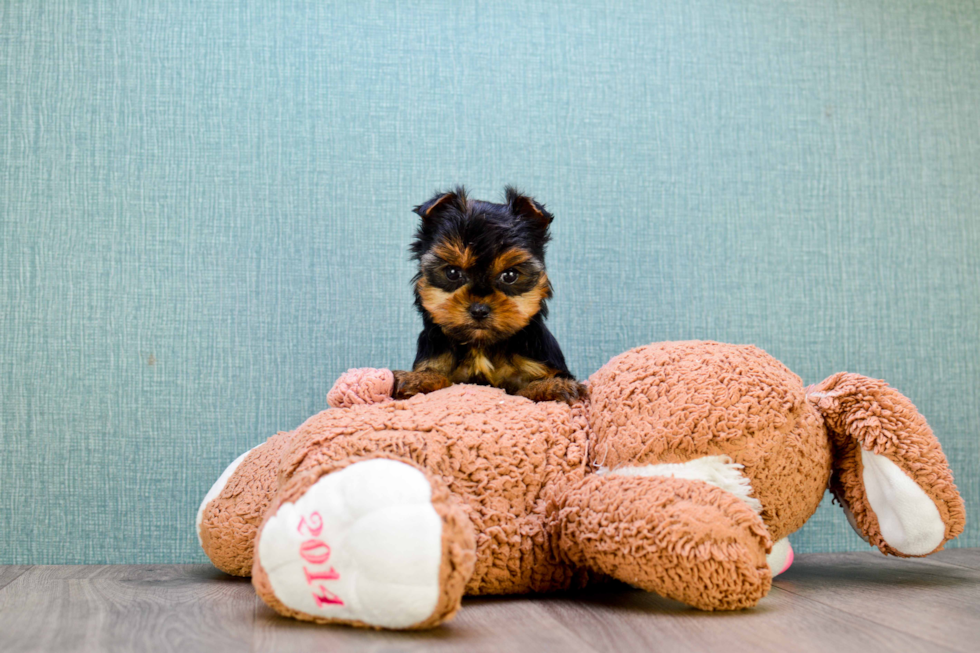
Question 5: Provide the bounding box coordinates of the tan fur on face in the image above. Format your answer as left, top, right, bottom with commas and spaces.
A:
417, 280, 477, 338
417, 278, 548, 344
430, 239, 476, 270
490, 249, 533, 277
511, 273, 551, 322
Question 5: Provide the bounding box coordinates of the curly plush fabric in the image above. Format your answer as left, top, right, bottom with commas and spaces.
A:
809, 373, 966, 556
198, 340, 965, 629
588, 341, 832, 541
199, 430, 293, 576
282, 384, 592, 594
555, 474, 772, 610
327, 368, 395, 409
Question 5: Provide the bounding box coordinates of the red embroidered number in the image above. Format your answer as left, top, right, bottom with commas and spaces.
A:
304, 566, 340, 583
312, 585, 344, 607
297, 511, 323, 537
296, 511, 344, 607
299, 539, 331, 565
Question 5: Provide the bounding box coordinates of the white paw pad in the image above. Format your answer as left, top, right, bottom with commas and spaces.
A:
860, 449, 945, 556
257, 459, 443, 629
766, 537, 794, 577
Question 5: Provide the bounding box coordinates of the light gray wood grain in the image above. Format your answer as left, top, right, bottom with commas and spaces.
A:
928, 548, 980, 571
775, 552, 980, 653
536, 584, 956, 653
0, 565, 255, 653
0, 553, 978, 653
253, 594, 600, 653
0, 566, 31, 592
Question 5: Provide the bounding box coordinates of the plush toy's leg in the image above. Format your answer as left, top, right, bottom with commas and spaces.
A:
198, 430, 294, 576
809, 373, 966, 557
252, 457, 476, 630
555, 474, 772, 611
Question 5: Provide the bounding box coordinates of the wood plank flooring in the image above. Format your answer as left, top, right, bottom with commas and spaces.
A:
0, 550, 977, 652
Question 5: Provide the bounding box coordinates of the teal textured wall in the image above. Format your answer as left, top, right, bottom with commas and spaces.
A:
1, 0, 978, 564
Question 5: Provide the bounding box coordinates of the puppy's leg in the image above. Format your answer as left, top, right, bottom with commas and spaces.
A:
516, 377, 587, 404
392, 370, 452, 399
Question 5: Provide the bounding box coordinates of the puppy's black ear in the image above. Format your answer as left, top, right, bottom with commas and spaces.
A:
413, 186, 468, 222
505, 186, 553, 229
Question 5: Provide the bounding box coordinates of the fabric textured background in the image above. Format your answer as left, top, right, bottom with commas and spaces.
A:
1, 0, 977, 564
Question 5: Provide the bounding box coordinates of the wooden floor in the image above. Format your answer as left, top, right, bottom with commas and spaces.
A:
0, 550, 977, 652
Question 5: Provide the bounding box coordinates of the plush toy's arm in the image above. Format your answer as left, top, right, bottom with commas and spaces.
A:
808, 373, 966, 557
327, 368, 395, 408
553, 474, 773, 610
198, 430, 293, 576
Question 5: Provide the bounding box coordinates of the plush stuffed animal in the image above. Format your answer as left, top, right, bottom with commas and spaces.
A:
197, 341, 965, 630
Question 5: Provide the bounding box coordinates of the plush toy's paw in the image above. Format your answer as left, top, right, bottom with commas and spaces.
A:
766, 538, 794, 577
391, 370, 452, 400
327, 368, 395, 408
516, 377, 587, 404
253, 459, 475, 630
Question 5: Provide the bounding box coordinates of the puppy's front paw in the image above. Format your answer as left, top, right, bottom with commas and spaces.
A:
516, 378, 587, 404
392, 370, 452, 399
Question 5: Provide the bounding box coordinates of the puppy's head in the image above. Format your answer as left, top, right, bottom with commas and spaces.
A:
410, 186, 554, 345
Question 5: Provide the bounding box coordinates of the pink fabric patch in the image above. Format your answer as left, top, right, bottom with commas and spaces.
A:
779, 542, 794, 575
327, 368, 394, 408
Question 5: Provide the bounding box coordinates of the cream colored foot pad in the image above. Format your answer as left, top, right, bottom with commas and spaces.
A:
860, 449, 944, 556
766, 537, 794, 576
258, 459, 444, 629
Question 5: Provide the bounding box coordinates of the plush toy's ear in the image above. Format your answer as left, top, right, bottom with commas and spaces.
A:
413, 187, 468, 223
808, 373, 966, 557
505, 186, 553, 230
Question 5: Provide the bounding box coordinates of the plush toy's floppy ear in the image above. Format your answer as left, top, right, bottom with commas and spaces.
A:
808, 373, 966, 557
413, 187, 468, 222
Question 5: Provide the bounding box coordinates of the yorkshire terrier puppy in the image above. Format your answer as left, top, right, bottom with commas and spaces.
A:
392, 186, 586, 403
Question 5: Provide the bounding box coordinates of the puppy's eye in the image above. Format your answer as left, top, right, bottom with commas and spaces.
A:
499, 269, 519, 284
445, 267, 462, 281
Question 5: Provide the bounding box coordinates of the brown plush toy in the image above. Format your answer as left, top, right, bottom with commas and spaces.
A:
197, 341, 965, 630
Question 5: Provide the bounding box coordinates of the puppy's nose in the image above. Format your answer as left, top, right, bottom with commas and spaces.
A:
469, 303, 491, 321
